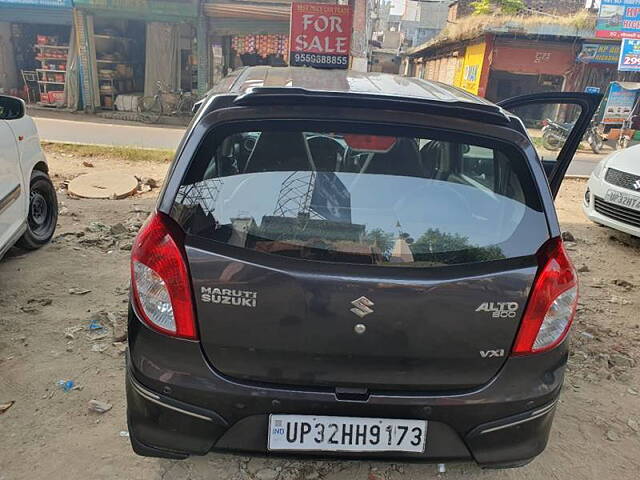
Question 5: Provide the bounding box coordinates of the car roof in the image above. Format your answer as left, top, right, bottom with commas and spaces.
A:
211, 66, 496, 107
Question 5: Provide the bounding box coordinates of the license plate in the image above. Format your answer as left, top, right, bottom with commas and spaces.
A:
268, 414, 427, 453
605, 189, 640, 212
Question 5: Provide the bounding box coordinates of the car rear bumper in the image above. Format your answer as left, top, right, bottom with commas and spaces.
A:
126, 307, 567, 468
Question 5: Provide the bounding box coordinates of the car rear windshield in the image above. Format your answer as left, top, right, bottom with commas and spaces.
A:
172, 125, 548, 267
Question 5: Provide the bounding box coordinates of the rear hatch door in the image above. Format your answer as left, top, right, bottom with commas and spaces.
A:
175, 122, 550, 390
188, 246, 538, 390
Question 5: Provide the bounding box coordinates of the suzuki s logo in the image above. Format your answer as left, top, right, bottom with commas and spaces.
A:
480, 349, 505, 358
476, 302, 519, 318
634, 179, 640, 190
350, 296, 374, 318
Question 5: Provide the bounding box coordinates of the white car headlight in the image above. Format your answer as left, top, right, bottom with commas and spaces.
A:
592, 157, 609, 179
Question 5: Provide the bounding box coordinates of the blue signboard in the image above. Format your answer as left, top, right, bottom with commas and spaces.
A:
577, 43, 621, 64
310, 173, 352, 223
619, 38, 640, 70
585, 86, 602, 94
597, 0, 640, 39
0, 0, 72, 7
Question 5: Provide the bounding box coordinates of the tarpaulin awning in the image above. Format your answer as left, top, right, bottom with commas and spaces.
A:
615, 81, 640, 91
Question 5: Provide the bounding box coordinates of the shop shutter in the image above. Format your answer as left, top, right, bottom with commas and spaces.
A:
207, 18, 289, 36
203, 2, 289, 21
444, 56, 457, 85
427, 60, 435, 80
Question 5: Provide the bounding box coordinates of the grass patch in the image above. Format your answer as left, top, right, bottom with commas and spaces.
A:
409, 11, 596, 54
42, 141, 174, 163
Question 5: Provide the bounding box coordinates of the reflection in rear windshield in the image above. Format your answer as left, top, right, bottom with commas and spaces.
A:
173, 130, 546, 267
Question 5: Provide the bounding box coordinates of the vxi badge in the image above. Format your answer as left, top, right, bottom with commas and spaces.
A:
476, 302, 519, 318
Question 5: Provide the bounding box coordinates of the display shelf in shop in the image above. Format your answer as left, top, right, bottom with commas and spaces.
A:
92, 30, 140, 109
35, 41, 68, 106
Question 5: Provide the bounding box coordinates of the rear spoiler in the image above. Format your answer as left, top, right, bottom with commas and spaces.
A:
229, 87, 512, 126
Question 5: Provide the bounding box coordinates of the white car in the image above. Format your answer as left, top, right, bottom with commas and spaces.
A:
0, 95, 57, 260
583, 144, 640, 237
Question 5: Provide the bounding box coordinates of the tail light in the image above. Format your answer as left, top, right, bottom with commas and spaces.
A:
130, 212, 197, 339
512, 237, 577, 355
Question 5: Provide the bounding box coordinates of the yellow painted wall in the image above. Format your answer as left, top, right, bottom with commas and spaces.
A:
454, 42, 486, 95
453, 56, 464, 88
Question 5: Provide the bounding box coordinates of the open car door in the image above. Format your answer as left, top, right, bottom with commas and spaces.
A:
498, 92, 603, 198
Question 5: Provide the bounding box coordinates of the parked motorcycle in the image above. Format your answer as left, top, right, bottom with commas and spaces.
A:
542, 118, 604, 154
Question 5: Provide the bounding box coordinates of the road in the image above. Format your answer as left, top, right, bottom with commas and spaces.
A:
33, 115, 603, 176
565, 153, 602, 176
34, 116, 185, 150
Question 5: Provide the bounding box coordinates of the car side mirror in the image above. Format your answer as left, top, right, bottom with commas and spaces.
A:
0, 95, 26, 120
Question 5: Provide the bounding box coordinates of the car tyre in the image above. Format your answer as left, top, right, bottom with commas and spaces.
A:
16, 170, 58, 250
542, 133, 562, 151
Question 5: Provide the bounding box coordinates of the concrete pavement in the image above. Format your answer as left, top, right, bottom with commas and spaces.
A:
33, 114, 604, 175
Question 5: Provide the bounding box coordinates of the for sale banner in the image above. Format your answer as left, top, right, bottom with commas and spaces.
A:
596, 0, 640, 39
619, 38, 640, 70
289, 2, 352, 69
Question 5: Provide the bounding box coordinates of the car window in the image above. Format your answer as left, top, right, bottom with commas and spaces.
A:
506, 103, 584, 163
461, 145, 496, 189
173, 128, 547, 267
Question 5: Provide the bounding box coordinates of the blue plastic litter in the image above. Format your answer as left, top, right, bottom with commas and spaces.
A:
57, 380, 75, 392
88, 318, 104, 331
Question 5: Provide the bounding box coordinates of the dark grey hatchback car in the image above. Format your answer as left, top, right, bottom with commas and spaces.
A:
126, 66, 601, 468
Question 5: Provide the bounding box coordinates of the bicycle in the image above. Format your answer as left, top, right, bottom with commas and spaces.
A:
137, 81, 197, 124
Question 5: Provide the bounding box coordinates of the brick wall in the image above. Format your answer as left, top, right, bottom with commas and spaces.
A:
526, 0, 585, 15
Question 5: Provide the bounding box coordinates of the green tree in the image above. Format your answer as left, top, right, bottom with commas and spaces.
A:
499, 0, 525, 14
470, 0, 492, 15
365, 228, 394, 256
410, 228, 505, 264
471, 0, 524, 15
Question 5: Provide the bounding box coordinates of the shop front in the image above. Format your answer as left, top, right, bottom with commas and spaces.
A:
453, 41, 486, 96
203, 0, 291, 86
73, 0, 199, 112
0, 0, 74, 106
485, 39, 577, 102
573, 40, 640, 97
408, 46, 463, 88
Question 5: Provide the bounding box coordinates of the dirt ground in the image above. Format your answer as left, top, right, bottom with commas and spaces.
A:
1, 147, 639, 480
